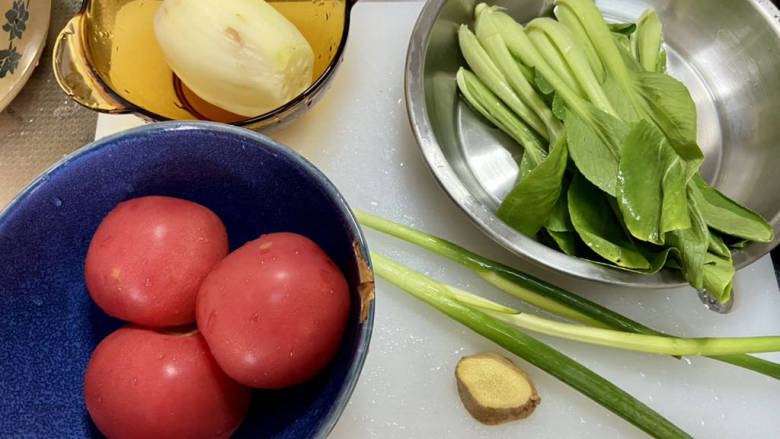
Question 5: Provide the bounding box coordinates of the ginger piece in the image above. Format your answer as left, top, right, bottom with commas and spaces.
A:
455, 352, 541, 425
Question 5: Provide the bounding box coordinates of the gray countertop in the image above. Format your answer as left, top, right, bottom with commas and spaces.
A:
0, 0, 98, 209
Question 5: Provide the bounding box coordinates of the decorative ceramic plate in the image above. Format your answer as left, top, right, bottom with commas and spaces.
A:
0, 0, 51, 111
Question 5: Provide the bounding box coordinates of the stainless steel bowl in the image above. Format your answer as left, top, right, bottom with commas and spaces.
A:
405, 0, 780, 287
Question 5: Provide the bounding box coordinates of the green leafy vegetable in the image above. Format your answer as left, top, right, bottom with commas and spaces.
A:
557, 0, 704, 170
702, 251, 735, 303
525, 23, 588, 99
456, 1, 775, 304
553, 4, 606, 82
545, 229, 579, 255
544, 174, 579, 255
613, 34, 645, 74
609, 22, 637, 35
568, 173, 651, 268
563, 104, 628, 195
526, 17, 616, 116
555, 0, 637, 107
665, 192, 710, 290
631, 8, 665, 73
476, 6, 632, 196
708, 232, 731, 258
473, 13, 564, 141
497, 133, 569, 236
617, 120, 690, 244
455, 68, 548, 167
477, 4, 591, 121
631, 72, 703, 179
458, 24, 549, 140
689, 173, 774, 242
600, 74, 640, 122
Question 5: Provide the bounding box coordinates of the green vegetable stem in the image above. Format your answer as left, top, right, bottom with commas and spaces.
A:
371, 252, 693, 439
455, 68, 547, 168
455, 1, 774, 303
458, 25, 550, 140
355, 210, 780, 380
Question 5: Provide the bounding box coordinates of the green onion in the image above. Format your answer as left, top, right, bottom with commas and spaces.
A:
355, 210, 780, 380
448, 285, 780, 356
371, 252, 692, 439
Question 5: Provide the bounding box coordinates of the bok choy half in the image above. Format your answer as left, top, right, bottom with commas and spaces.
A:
455, 1, 774, 303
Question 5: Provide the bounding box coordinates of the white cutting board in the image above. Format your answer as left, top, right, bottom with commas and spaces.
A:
96, 2, 780, 437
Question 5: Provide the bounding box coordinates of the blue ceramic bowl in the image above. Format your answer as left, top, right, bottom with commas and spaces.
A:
0, 121, 374, 438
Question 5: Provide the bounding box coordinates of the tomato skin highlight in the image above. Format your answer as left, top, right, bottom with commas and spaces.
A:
84, 196, 228, 327
83, 325, 251, 439
197, 232, 351, 389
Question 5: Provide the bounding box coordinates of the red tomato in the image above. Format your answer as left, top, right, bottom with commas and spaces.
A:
83, 325, 251, 439
196, 232, 350, 389
85, 196, 228, 327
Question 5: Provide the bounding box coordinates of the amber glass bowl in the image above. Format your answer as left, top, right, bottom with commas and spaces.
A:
53, 0, 354, 129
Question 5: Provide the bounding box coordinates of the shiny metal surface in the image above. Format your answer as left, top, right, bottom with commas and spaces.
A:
406, 0, 780, 287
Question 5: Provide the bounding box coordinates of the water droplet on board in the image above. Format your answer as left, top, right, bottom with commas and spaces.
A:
52, 197, 63, 207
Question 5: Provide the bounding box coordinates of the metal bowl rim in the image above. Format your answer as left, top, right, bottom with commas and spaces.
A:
404, 0, 779, 288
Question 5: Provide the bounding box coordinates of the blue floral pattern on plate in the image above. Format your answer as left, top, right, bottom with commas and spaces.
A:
0, 0, 29, 77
